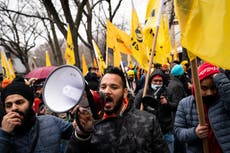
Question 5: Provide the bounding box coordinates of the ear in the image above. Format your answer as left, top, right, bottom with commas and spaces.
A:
123, 88, 128, 99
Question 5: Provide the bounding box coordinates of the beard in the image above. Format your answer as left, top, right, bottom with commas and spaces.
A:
104, 94, 124, 115
13, 107, 36, 134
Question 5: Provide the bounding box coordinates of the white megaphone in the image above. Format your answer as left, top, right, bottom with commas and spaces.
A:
42, 65, 105, 119
42, 65, 85, 113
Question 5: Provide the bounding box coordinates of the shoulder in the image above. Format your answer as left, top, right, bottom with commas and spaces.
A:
129, 108, 157, 123
179, 95, 194, 105
37, 115, 71, 126
176, 96, 195, 113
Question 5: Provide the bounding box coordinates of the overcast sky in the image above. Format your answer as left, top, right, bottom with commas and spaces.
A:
114, 0, 148, 27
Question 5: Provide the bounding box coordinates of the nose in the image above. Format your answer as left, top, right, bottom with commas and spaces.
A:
102, 86, 112, 95
206, 89, 214, 96
11, 103, 19, 111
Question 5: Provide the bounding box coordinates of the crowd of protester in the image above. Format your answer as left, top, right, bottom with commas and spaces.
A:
1, 58, 230, 153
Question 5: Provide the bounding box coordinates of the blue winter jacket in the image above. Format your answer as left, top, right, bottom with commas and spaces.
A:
174, 73, 230, 153
0, 115, 73, 153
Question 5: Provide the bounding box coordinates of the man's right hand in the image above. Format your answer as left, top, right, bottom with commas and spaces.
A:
1, 112, 22, 133
195, 123, 209, 139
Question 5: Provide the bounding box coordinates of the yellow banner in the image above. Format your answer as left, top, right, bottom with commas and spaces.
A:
45, 51, 51, 66
92, 40, 106, 74
82, 53, 88, 76
131, 0, 149, 70
1, 50, 15, 80
106, 20, 132, 55
64, 26, 76, 65
174, 0, 230, 69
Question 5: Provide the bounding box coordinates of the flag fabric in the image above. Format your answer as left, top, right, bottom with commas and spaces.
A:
106, 20, 132, 55
81, 53, 88, 76
1, 50, 15, 80
8, 58, 16, 79
130, 0, 149, 70
143, 0, 171, 65
45, 51, 51, 66
64, 26, 76, 65
174, 0, 230, 69
113, 48, 122, 67
145, 0, 159, 22
152, 16, 172, 64
92, 40, 106, 74
93, 58, 98, 68
143, 0, 159, 53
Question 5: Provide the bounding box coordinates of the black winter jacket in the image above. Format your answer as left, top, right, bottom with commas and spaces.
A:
66, 101, 169, 153
134, 69, 173, 134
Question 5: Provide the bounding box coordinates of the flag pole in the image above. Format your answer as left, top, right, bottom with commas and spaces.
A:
141, 0, 164, 110
92, 40, 101, 73
190, 58, 209, 153
120, 61, 134, 96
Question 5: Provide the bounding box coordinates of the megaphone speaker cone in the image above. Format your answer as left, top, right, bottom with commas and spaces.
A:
42, 65, 85, 113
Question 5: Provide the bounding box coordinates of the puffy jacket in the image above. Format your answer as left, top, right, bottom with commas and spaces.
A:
66, 101, 169, 153
0, 115, 73, 153
174, 73, 230, 153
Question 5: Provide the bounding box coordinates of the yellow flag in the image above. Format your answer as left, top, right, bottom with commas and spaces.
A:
145, 0, 159, 22
106, 20, 132, 55
92, 40, 106, 74
82, 53, 88, 76
174, 0, 230, 69
143, 0, 172, 65
131, 0, 149, 70
1, 50, 14, 80
153, 16, 172, 64
143, 0, 159, 52
113, 48, 122, 67
45, 51, 51, 66
8, 58, 16, 79
64, 26, 76, 65
93, 58, 98, 68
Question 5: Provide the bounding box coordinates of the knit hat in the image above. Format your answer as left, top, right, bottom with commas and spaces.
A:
1, 81, 34, 107
198, 62, 220, 81
171, 64, 184, 76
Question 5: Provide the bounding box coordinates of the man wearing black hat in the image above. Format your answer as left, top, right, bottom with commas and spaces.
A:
0, 79, 73, 153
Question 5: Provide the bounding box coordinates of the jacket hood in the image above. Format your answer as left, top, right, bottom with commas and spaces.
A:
149, 69, 166, 86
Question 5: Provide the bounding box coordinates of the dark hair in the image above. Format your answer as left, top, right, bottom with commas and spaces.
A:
88, 67, 96, 72
103, 66, 127, 88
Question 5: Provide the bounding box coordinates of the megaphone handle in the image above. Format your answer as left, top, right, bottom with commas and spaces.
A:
75, 109, 93, 134
85, 83, 100, 119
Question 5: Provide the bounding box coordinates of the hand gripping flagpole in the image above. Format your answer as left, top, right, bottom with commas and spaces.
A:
141, 0, 164, 110
190, 58, 209, 153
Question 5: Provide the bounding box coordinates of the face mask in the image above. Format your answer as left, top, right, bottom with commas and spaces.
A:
202, 94, 219, 106
151, 84, 162, 90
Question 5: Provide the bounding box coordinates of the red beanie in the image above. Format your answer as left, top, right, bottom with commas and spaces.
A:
198, 62, 220, 81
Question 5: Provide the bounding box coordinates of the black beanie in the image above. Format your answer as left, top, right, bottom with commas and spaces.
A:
1, 82, 34, 107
